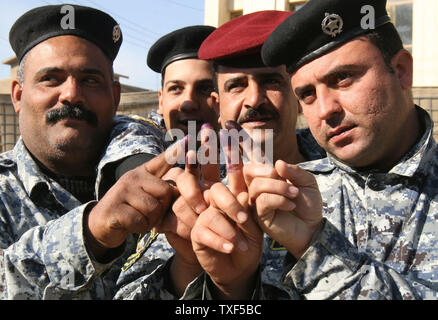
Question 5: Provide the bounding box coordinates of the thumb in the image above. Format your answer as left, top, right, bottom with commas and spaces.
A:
275, 160, 317, 188
145, 135, 191, 178
143, 151, 174, 178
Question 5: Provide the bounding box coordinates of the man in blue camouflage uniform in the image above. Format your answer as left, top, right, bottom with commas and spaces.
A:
257, 0, 438, 299
1, 5, 168, 299
185, 0, 438, 299
2, 22, 222, 299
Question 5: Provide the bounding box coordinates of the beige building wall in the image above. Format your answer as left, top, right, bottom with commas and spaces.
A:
238, 0, 288, 13
204, 0, 229, 27
0, 57, 18, 95
412, 0, 438, 87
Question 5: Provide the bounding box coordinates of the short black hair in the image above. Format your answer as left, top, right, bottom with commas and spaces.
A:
363, 23, 404, 73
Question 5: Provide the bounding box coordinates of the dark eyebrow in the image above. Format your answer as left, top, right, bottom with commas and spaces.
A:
163, 79, 185, 87
223, 72, 285, 89
34, 67, 64, 79
294, 64, 365, 96
223, 75, 247, 90
294, 84, 314, 98
34, 67, 105, 78
320, 64, 364, 83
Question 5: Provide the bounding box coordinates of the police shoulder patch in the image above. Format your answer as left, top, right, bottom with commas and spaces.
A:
129, 114, 160, 130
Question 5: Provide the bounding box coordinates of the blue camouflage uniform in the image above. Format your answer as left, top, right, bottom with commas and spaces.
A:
1, 115, 165, 299
280, 106, 438, 300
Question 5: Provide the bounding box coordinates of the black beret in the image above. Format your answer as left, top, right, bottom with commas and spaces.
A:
9, 4, 122, 62
147, 25, 216, 74
262, 0, 394, 73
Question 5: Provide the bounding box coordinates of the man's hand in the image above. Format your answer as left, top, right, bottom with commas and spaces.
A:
245, 160, 323, 259
85, 139, 185, 260
155, 124, 222, 296
190, 129, 264, 299
191, 183, 263, 299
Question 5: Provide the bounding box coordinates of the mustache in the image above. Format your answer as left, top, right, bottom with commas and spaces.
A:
237, 105, 279, 124
46, 103, 98, 127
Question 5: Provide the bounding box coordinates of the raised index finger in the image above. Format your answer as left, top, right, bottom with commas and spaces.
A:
199, 123, 221, 184
219, 129, 246, 196
225, 120, 271, 165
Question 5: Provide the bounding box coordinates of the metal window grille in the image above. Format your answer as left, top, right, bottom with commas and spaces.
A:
0, 100, 19, 152
117, 102, 157, 119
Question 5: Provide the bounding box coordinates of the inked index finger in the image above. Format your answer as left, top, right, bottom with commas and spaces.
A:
225, 120, 270, 165
219, 129, 246, 196
199, 123, 221, 184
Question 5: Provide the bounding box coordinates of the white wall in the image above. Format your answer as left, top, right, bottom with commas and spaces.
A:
412, 0, 438, 87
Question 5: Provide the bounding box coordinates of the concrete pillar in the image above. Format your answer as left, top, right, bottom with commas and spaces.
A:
412, 0, 438, 87
204, 0, 230, 27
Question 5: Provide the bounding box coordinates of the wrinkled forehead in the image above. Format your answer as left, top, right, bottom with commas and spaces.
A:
23, 35, 113, 75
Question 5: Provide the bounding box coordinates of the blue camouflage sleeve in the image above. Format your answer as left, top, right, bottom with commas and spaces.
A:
3, 202, 136, 299
5, 202, 126, 300
95, 115, 166, 198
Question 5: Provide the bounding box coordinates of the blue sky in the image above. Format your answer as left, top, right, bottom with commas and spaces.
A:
0, 0, 205, 91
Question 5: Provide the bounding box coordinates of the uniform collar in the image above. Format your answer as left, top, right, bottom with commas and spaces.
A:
389, 106, 435, 177
298, 157, 335, 173
296, 128, 326, 162
13, 138, 52, 199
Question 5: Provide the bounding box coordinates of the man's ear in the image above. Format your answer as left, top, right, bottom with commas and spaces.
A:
11, 79, 23, 114
211, 91, 222, 127
157, 88, 164, 115
211, 91, 220, 115
391, 49, 413, 90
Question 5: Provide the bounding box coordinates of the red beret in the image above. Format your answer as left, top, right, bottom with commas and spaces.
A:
199, 10, 292, 67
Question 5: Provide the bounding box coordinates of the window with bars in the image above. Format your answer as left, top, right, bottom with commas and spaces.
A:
0, 100, 19, 152
230, 10, 243, 20
387, 0, 413, 52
